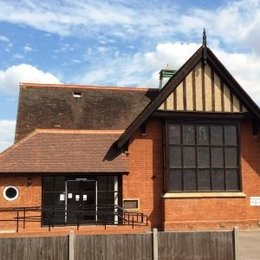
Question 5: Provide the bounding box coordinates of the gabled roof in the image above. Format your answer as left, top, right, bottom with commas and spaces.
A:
117, 45, 260, 148
0, 129, 128, 173
15, 83, 159, 142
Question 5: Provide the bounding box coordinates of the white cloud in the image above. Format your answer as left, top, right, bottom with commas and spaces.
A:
0, 35, 9, 42
0, 35, 12, 52
72, 59, 81, 64
13, 53, 24, 60
0, 1, 182, 39
0, 120, 16, 152
213, 48, 260, 105
0, 1, 139, 37
0, 64, 60, 95
144, 42, 200, 71
23, 45, 32, 53
0, 0, 259, 50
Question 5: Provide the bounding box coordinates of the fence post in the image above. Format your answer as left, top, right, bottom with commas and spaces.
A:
152, 228, 159, 260
16, 211, 19, 232
69, 230, 75, 260
233, 227, 239, 260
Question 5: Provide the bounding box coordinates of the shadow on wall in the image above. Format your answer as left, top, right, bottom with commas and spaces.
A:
240, 121, 260, 176
150, 118, 164, 230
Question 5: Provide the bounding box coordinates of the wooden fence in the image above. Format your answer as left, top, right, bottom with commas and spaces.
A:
0, 229, 236, 260
0, 236, 68, 260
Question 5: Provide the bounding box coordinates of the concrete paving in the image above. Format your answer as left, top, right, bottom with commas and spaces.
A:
239, 230, 260, 260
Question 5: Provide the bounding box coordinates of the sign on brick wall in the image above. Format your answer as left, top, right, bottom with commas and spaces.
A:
250, 197, 260, 206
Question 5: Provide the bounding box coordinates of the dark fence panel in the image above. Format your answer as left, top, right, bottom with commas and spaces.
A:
75, 233, 153, 260
0, 236, 68, 260
158, 231, 234, 260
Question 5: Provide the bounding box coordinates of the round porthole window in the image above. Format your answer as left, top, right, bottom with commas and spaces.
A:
3, 186, 19, 201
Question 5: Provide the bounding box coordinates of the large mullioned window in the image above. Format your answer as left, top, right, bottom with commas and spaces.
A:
165, 122, 240, 192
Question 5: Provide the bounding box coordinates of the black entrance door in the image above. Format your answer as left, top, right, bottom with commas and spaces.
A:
66, 179, 96, 224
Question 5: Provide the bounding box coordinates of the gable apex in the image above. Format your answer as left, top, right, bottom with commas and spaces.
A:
117, 45, 260, 148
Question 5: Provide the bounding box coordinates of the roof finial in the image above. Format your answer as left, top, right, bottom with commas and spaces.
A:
202, 28, 207, 64
203, 28, 207, 46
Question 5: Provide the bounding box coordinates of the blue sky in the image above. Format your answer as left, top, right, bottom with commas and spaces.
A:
0, 0, 260, 151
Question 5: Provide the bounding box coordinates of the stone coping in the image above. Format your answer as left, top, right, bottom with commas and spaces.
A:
163, 192, 246, 198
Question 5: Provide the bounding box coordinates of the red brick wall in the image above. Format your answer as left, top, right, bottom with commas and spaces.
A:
240, 121, 260, 221
124, 118, 164, 229
126, 119, 260, 231
0, 174, 41, 230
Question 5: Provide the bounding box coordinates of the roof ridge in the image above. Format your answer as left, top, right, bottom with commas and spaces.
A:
20, 83, 158, 92
35, 129, 124, 134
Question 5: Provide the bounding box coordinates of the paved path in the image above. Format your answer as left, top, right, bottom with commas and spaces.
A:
239, 230, 260, 260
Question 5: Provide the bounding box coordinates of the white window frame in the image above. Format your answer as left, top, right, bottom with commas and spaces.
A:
3, 186, 19, 201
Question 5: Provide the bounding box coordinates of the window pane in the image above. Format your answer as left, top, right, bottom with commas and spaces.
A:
84, 181, 96, 192
55, 176, 65, 191
67, 181, 79, 192
224, 125, 237, 145
198, 147, 210, 167
97, 191, 107, 205
42, 193, 54, 207
183, 147, 195, 167
212, 169, 225, 190
169, 147, 181, 167
55, 192, 65, 208
197, 125, 209, 145
97, 176, 107, 191
169, 124, 181, 144
183, 125, 195, 145
197, 169, 211, 190
226, 169, 239, 190
211, 125, 223, 145
43, 177, 54, 192
167, 170, 182, 191
225, 148, 238, 167
183, 169, 196, 190
211, 148, 224, 167
107, 177, 114, 191
104, 192, 115, 205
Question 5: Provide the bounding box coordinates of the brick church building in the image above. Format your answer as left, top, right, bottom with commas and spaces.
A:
0, 36, 259, 233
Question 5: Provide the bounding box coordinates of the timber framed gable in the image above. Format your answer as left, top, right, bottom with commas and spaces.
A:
158, 62, 247, 113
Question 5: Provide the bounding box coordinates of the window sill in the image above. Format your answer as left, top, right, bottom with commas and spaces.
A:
163, 192, 246, 199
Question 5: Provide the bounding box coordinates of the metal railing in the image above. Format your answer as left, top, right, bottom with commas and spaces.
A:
0, 205, 148, 232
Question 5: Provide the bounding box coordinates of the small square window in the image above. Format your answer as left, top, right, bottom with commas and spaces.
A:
73, 92, 82, 98
123, 199, 139, 210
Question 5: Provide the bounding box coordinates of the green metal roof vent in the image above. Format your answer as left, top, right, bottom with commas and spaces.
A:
159, 65, 176, 89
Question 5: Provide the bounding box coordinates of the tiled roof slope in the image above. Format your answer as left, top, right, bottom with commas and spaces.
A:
0, 129, 128, 173
15, 83, 159, 142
